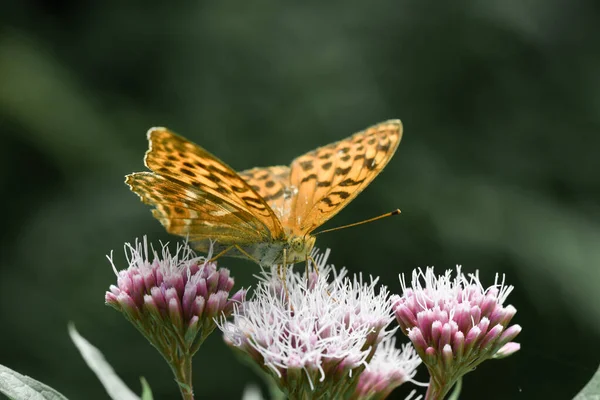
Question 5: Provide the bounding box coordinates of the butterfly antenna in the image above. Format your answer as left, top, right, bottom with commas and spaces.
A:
313, 209, 401, 236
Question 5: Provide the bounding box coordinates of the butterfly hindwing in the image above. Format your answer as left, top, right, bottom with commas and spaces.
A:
239, 166, 292, 220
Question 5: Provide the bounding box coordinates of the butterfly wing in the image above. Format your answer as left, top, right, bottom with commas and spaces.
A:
287, 120, 402, 234
238, 166, 292, 220
141, 127, 285, 239
126, 172, 273, 244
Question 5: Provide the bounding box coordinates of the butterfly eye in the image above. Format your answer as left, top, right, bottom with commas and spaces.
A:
290, 236, 304, 252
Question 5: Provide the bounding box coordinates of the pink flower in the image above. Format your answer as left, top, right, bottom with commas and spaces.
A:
391, 266, 521, 400
105, 237, 245, 356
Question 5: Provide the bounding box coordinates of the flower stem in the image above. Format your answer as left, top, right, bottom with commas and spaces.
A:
424, 378, 445, 400
424, 375, 460, 400
171, 354, 194, 400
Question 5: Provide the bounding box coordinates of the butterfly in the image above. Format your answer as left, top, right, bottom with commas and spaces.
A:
126, 120, 402, 267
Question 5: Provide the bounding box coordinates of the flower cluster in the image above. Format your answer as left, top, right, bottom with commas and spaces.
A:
220, 250, 396, 399
103, 235, 522, 400
392, 266, 521, 399
105, 237, 246, 358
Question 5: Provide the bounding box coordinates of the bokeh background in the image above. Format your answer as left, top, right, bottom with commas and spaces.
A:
1, 1, 599, 399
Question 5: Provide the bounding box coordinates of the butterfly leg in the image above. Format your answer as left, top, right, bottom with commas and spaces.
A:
305, 257, 309, 278
207, 245, 235, 263
308, 255, 320, 276
232, 245, 261, 265
207, 244, 262, 265
279, 249, 293, 312
307, 254, 334, 298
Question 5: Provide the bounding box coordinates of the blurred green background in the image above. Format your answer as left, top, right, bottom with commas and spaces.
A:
1, 1, 599, 399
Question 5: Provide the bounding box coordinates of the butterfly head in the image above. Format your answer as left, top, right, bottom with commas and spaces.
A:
285, 235, 316, 263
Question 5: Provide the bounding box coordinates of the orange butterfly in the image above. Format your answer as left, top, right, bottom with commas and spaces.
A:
126, 120, 402, 267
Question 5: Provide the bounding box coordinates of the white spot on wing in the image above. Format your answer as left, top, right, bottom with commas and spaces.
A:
283, 185, 298, 199
185, 189, 201, 200
209, 209, 231, 217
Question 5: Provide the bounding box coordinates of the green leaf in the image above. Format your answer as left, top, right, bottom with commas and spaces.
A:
242, 384, 265, 400
140, 377, 153, 400
0, 363, 69, 400
68, 323, 140, 400
574, 363, 600, 400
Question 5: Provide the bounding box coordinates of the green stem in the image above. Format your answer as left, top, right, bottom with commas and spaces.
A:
424, 376, 457, 400
171, 354, 194, 400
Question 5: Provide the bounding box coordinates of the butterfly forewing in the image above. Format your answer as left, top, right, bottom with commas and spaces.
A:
143, 128, 285, 239
126, 172, 271, 244
288, 120, 402, 234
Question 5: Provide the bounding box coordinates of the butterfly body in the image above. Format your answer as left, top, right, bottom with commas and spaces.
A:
126, 120, 402, 266
191, 234, 316, 266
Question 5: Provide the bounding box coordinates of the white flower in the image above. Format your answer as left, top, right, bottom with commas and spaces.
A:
220, 249, 394, 399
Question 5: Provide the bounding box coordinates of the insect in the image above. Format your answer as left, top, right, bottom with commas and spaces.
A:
126, 120, 402, 268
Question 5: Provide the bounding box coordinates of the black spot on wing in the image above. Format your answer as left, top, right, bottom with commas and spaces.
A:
319, 191, 350, 210
180, 168, 196, 177
207, 164, 236, 178
263, 188, 284, 201
330, 191, 350, 199
231, 185, 249, 193
364, 157, 378, 171
206, 175, 222, 183
299, 160, 314, 171
157, 187, 178, 196
334, 166, 352, 175
320, 197, 334, 207
174, 207, 185, 215
339, 178, 365, 187
301, 173, 318, 183
376, 143, 391, 153
241, 196, 268, 210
